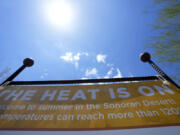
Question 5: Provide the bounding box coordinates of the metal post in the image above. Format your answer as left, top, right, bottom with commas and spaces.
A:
1, 58, 34, 85
140, 52, 180, 88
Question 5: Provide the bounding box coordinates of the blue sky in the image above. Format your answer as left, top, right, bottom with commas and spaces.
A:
0, 0, 162, 82
0, 0, 179, 134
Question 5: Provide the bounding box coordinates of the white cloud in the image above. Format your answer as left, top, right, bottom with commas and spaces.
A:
81, 77, 88, 80
107, 67, 113, 76
60, 52, 88, 68
74, 62, 79, 68
104, 67, 114, 78
74, 53, 80, 61
85, 68, 98, 77
96, 54, 107, 63
113, 68, 122, 78
129, 73, 134, 77
60, 52, 73, 62
40, 72, 48, 79
107, 63, 113, 67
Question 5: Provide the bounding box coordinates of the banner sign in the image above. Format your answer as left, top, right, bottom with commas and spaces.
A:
0, 80, 179, 130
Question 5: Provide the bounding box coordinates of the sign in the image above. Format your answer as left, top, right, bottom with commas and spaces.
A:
0, 80, 179, 130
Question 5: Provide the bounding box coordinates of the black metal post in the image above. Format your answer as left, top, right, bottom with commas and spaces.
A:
1, 58, 34, 85
140, 52, 180, 89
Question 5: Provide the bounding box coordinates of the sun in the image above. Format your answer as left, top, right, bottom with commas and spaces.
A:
44, 0, 74, 29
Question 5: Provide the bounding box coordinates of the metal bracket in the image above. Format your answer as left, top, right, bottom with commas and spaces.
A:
0, 81, 11, 90
157, 75, 170, 87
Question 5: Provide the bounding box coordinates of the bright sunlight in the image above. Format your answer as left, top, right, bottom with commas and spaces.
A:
44, 0, 74, 29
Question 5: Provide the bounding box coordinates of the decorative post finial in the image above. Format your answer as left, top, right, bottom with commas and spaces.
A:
0, 58, 34, 85
140, 52, 179, 88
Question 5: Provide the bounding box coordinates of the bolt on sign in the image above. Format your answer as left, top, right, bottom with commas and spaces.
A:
0, 80, 179, 130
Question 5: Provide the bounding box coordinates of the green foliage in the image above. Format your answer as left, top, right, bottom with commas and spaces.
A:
147, 0, 180, 84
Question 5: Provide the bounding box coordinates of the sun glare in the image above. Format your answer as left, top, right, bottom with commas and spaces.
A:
44, 0, 74, 29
